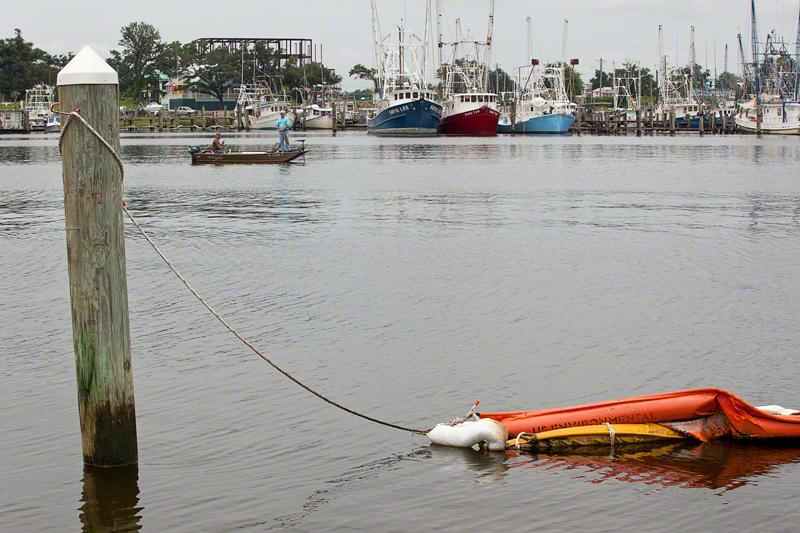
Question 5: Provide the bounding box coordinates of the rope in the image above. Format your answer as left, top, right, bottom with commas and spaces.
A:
57, 106, 431, 436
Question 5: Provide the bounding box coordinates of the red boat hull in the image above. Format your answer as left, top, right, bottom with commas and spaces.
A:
481, 388, 800, 441
438, 106, 500, 135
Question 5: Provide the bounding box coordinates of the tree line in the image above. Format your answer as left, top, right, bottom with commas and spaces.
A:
0, 29, 71, 101
1, 23, 342, 105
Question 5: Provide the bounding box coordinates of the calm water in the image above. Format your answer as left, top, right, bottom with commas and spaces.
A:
2, 131, 800, 531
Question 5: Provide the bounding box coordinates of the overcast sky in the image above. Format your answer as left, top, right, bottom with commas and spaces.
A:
7, 0, 800, 88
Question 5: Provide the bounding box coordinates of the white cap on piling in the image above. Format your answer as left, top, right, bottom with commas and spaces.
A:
57, 46, 118, 86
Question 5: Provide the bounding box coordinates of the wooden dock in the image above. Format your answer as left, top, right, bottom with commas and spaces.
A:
571, 107, 738, 135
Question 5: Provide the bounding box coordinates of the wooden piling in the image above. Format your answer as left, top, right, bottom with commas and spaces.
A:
699, 112, 705, 136
756, 105, 762, 136
511, 100, 517, 134
242, 107, 250, 131
331, 101, 337, 136
635, 109, 642, 136
57, 46, 137, 467
669, 107, 676, 135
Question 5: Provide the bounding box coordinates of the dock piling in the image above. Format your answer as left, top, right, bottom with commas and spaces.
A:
57, 46, 138, 467
332, 101, 337, 136
635, 109, 642, 136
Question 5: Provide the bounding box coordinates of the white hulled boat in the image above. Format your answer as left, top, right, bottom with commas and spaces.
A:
734, 2, 800, 135
24, 84, 54, 131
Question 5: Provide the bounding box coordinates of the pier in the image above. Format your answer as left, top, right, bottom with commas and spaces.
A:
569, 107, 738, 135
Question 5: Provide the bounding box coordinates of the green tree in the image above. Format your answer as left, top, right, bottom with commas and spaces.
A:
349, 63, 378, 91
563, 65, 583, 100
183, 46, 241, 106
0, 29, 60, 99
487, 65, 516, 95
589, 69, 611, 90
110, 22, 163, 102
281, 60, 342, 94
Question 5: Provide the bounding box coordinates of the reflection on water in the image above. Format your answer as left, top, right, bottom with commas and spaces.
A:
506, 442, 800, 491
79, 465, 142, 531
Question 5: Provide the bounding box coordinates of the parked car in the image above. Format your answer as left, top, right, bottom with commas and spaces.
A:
141, 102, 163, 115
175, 106, 198, 116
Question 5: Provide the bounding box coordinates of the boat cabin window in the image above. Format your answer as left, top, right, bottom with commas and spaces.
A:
413, 92, 418, 98
471, 95, 477, 103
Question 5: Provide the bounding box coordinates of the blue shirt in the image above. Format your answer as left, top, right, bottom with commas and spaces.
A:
277, 116, 291, 131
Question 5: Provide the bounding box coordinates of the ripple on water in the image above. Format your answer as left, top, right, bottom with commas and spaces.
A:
1, 133, 800, 531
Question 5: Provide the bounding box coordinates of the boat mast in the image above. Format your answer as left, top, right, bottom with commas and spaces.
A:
562, 19, 569, 63
484, 0, 495, 90
399, 25, 404, 87
423, 0, 431, 86
658, 24, 666, 102
795, 3, 800, 100
689, 25, 696, 102
370, 0, 383, 96
738, 32, 752, 95
751, 0, 760, 100
526, 16, 533, 64
436, 0, 444, 81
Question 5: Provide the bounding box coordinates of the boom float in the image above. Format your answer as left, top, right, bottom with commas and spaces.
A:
427, 389, 800, 452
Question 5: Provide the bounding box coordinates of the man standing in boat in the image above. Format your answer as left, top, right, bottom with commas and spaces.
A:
277, 110, 291, 152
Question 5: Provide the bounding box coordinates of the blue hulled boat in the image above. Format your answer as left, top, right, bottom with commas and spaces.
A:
368, 88, 442, 136
496, 65, 577, 135
497, 112, 574, 134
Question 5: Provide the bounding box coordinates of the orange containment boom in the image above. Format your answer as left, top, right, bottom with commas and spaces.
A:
480, 388, 800, 441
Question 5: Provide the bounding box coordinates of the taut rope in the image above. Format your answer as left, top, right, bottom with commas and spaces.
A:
57, 106, 431, 436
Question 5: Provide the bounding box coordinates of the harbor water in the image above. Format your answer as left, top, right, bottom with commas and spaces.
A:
2, 132, 800, 531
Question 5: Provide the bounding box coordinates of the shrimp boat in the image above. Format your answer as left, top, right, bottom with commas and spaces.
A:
498, 64, 576, 134
300, 104, 335, 129
436, 0, 500, 135
238, 80, 296, 130
367, 1, 442, 136
654, 25, 708, 128
24, 84, 54, 131
734, 1, 800, 134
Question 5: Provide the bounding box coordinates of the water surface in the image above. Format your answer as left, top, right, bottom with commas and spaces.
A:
2, 131, 800, 531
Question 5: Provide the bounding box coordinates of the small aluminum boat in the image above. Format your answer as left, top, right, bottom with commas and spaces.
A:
189, 143, 306, 165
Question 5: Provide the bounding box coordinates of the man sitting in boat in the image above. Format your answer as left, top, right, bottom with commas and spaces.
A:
277, 111, 291, 152
210, 132, 225, 153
